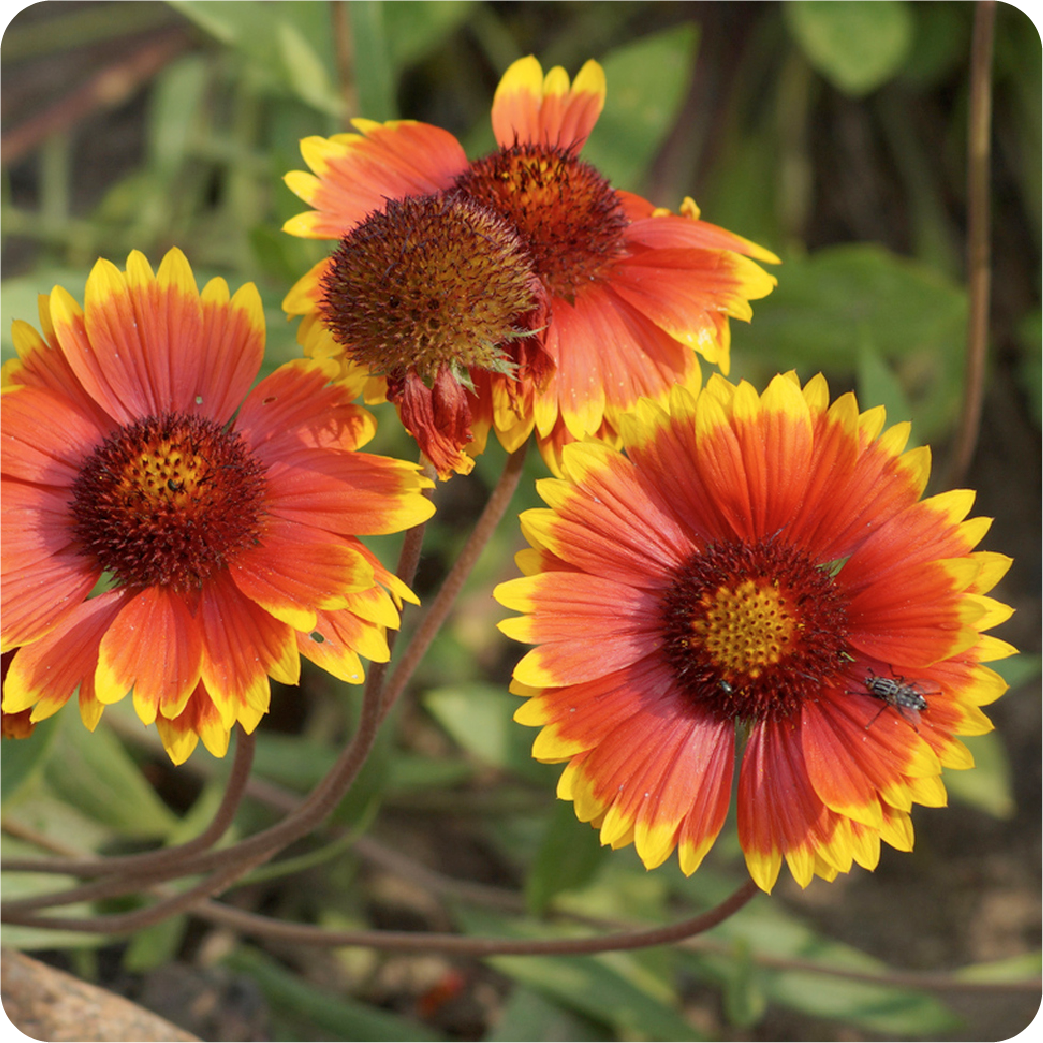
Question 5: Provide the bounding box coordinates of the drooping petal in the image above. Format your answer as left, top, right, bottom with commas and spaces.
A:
2, 590, 127, 721
199, 571, 299, 729
95, 586, 204, 724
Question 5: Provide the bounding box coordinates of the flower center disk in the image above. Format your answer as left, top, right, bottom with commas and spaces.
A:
319, 194, 542, 385
71, 413, 267, 592
659, 537, 852, 722
454, 144, 629, 301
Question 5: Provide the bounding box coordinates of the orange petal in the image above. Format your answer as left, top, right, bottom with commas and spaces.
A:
232, 518, 376, 631
2, 590, 126, 720
199, 572, 298, 728
284, 122, 467, 239
95, 586, 203, 724
491, 57, 606, 150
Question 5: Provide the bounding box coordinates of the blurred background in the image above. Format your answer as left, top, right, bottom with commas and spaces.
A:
1, 2, 1039, 1040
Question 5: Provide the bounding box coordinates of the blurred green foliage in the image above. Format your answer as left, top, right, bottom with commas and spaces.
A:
1, 2, 1039, 1040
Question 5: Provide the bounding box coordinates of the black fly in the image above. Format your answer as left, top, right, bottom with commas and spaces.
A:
859, 670, 928, 731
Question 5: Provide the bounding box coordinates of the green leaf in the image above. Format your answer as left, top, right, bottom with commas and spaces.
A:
225, 946, 446, 1041
0, 868, 109, 951
148, 55, 208, 175
43, 719, 177, 840
122, 915, 187, 972
169, 1, 342, 113
736, 243, 966, 440
1, 714, 60, 809
720, 938, 767, 1028
525, 800, 608, 915
582, 24, 698, 193
423, 683, 557, 784
384, 1, 473, 71
485, 985, 606, 1042
457, 907, 701, 1041
674, 875, 959, 1037
785, 1, 913, 96
348, 0, 396, 120
954, 952, 1042, 984
858, 343, 915, 435
386, 752, 476, 793
943, 731, 1015, 818
276, 15, 342, 115
767, 967, 959, 1037
1, 268, 89, 362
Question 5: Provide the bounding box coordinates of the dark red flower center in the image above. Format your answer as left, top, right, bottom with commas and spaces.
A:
319, 193, 543, 388
71, 413, 266, 592
659, 536, 851, 723
453, 143, 629, 302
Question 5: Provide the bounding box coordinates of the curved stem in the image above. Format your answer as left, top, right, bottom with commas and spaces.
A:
1, 875, 759, 952
1, 726, 255, 882
380, 442, 528, 719
944, 0, 995, 488
204, 876, 760, 954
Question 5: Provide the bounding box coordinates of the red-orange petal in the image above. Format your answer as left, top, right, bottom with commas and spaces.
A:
95, 586, 204, 724
284, 121, 467, 239
199, 571, 298, 728
2, 590, 127, 720
232, 517, 375, 632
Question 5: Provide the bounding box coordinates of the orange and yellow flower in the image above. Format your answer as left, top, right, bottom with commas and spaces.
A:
1, 249, 434, 764
283, 56, 778, 475
495, 373, 1014, 892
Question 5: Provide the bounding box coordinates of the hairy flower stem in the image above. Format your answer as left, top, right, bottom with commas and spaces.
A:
380, 443, 529, 718
945, 0, 994, 489
2, 868, 759, 952
200, 877, 761, 954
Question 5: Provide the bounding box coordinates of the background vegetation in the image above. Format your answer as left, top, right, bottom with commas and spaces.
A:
2, 2, 1039, 1039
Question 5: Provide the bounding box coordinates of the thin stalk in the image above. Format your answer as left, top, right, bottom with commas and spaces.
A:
197, 877, 760, 954
944, 0, 995, 488
380, 442, 528, 719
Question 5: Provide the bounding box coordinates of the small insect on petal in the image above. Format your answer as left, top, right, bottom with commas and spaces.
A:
859, 670, 930, 732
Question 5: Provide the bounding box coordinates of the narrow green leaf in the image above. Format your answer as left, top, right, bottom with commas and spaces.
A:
1, 835, 110, 949
276, 17, 343, 115
148, 55, 208, 175
674, 873, 959, 1037
225, 946, 446, 1041
423, 683, 557, 784
457, 908, 701, 1041
943, 731, 1015, 818
721, 939, 767, 1028
768, 968, 960, 1036
525, 800, 608, 915
785, 1, 913, 96
1, 714, 60, 809
348, 0, 396, 120
43, 719, 177, 839
384, 1, 473, 71
581, 24, 698, 193
485, 984, 606, 1042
